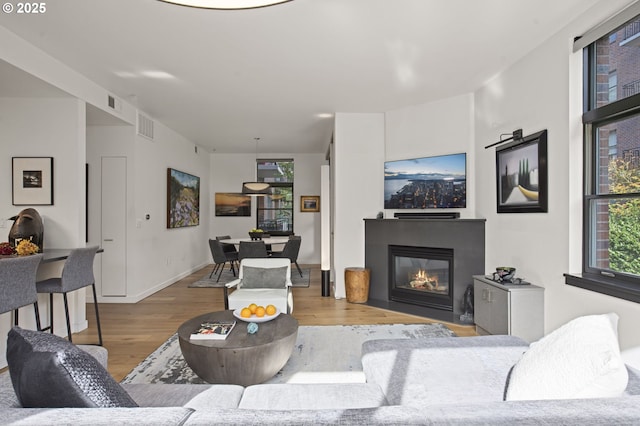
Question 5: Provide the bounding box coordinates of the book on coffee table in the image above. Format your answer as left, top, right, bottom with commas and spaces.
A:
190, 321, 236, 340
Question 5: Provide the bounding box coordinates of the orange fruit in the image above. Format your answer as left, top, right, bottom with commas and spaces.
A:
255, 306, 266, 317
266, 305, 277, 316
248, 303, 258, 314
240, 308, 252, 318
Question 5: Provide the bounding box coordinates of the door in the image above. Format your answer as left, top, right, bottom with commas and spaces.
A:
101, 156, 126, 296
473, 280, 491, 333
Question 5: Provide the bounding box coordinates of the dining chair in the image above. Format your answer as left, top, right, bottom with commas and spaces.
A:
261, 233, 273, 254
209, 239, 236, 281
215, 235, 239, 270
36, 246, 102, 345
271, 236, 303, 277
238, 241, 268, 261
0, 254, 43, 330
226, 258, 293, 314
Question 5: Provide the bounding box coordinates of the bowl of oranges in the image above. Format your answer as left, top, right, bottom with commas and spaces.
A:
233, 303, 280, 323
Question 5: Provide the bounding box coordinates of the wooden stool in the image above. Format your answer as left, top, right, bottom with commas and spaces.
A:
344, 267, 370, 303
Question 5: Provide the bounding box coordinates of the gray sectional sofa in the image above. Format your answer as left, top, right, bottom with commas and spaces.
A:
3, 332, 640, 425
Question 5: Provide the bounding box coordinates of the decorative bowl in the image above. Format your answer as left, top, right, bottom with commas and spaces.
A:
233, 307, 280, 323
495, 266, 516, 281
248, 231, 263, 240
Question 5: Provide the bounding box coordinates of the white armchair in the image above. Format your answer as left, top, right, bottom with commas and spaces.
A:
226, 258, 293, 314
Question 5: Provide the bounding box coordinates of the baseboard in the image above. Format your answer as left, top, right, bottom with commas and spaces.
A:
96, 261, 210, 304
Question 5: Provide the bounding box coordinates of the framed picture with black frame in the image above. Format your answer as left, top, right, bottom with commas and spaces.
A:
12, 157, 54, 205
496, 129, 548, 213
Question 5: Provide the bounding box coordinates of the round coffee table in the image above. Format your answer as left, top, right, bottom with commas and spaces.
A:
177, 310, 298, 386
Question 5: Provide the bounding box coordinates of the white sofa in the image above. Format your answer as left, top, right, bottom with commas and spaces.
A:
3, 315, 640, 425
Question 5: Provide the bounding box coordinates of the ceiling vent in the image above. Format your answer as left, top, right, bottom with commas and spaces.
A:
137, 112, 154, 141
107, 94, 122, 112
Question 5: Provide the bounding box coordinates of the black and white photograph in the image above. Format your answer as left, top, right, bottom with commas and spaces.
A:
12, 157, 53, 205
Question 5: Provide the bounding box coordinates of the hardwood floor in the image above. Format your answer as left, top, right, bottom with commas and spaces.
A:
73, 264, 476, 381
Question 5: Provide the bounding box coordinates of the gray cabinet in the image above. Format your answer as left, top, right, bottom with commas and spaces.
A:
473, 275, 544, 343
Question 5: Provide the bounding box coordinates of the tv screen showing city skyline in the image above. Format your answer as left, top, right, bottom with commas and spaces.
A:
384, 153, 466, 209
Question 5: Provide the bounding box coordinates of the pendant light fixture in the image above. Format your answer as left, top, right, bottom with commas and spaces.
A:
242, 138, 271, 196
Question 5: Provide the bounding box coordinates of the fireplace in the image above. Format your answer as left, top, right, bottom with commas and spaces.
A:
389, 245, 454, 311
364, 218, 485, 324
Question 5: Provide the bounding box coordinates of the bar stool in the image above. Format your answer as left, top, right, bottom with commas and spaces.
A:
36, 246, 102, 345
0, 254, 43, 330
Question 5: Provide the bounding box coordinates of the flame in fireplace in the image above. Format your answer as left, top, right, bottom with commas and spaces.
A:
409, 269, 440, 290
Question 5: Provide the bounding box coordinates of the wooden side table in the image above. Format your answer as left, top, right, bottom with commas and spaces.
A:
178, 310, 298, 386
345, 267, 370, 303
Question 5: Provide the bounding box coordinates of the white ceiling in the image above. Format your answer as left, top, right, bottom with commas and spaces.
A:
0, 0, 604, 154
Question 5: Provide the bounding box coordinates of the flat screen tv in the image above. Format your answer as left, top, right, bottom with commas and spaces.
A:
384, 153, 466, 209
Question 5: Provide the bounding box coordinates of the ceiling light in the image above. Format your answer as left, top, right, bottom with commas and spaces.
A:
140, 70, 176, 79
159, 0, 292, 10
242, 182, 271, 195
241, 138, 271, 196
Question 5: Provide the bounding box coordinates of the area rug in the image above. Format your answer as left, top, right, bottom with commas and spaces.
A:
121, 323, 455, 385
189, 267, 311, 288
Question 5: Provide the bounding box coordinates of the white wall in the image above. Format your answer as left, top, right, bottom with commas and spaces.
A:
0, 97, 87, 247
333, 113, 385, 298
385, 93, 476, 218
0, 96, 87, 366
474, 1, 640, 349
210, 153, 326, 264
331, 98, 477, 298
87, 120, 211, 303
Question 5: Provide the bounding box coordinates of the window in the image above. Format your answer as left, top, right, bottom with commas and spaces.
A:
608, 130, 617, 159
566, 12, 640, 302
255, 159, 293, 235
609, 71, 617, 102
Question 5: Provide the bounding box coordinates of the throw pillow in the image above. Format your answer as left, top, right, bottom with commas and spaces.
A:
241, 266, 288, 289
504, 313, 628, 401
6, 326, 138, 408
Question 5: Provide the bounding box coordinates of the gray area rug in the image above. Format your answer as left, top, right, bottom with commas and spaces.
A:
189, 267, 311, 288
121, 323, 455, 385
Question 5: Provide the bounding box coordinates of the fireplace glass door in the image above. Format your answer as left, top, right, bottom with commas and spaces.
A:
394, 257, 449, 294
389, 245, 454, 310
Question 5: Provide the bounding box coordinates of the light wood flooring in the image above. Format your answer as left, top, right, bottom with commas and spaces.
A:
72, 264, 476, 381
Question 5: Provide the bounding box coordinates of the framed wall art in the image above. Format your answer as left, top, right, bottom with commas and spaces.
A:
12, 157, 54, 205
167, 168, 200, 228
300, 195, 320, 212
215, 193, 251, 216
496, 129, 548, 213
